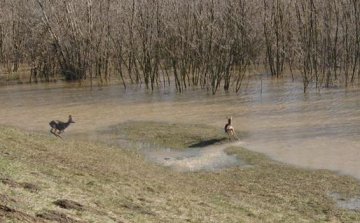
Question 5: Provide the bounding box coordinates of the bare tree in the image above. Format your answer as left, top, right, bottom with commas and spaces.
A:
0, 0, 359, 93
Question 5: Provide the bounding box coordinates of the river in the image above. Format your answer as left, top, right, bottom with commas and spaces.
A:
0, 78, 359, 179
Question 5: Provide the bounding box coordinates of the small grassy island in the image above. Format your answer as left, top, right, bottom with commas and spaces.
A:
0, 122, 359, 222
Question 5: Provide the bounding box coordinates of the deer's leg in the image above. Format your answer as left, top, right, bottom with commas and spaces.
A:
57, 130, 64, 138
227, 132, 232, 141
50, 127, 57, 134
51, 131, 60, 138
54, 131, 62, 138
233, 131, 239, 140
50, 128, 62, 138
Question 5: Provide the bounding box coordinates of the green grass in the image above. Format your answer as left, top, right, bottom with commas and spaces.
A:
0, 122, 359, 222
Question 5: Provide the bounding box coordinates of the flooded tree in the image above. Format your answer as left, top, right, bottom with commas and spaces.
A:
0, 0, 360, 93
263, 0, 288, 78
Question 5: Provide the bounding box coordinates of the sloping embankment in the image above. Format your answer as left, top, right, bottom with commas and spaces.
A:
0, 123, 360, 222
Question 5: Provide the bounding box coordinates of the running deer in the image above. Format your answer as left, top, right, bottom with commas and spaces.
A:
224, 117, 239, 141
49, 115, 75, 138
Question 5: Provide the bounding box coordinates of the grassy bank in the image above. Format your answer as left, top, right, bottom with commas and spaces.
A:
0, 122, 359, 222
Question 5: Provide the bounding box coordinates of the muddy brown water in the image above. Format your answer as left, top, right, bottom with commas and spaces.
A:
0, 79, 359, 178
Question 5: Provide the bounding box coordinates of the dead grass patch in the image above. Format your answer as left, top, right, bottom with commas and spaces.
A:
1, 178, 41, 192
53, 199, 86, 211
36, 210, 82, 223
0, 123, 359, 222
0, 204, 46, 223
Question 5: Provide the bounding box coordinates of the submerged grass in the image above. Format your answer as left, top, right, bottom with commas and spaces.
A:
0, 122, 359, 222
106, 121, 228, 149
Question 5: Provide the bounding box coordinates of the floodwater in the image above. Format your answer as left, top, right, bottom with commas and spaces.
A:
144, 141, 244, 172
0, 79, 359, 178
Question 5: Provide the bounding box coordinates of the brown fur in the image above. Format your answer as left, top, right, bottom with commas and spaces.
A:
224, 117, 239, 140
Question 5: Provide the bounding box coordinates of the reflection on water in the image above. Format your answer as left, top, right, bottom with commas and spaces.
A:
0, 79, 359, 178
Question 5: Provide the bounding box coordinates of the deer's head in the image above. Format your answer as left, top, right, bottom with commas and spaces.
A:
226, 116, 232, 124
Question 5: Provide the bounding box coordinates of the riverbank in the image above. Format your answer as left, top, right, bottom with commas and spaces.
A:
0, 122, 359, 222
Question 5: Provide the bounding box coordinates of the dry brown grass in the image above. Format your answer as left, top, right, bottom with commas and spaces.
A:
0, 122, 359, 222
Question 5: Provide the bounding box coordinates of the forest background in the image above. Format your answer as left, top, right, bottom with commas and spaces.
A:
0, 0, 359, 93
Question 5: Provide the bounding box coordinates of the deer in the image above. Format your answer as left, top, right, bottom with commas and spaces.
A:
224, 117, 239, 141
49, 115, 75, 138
